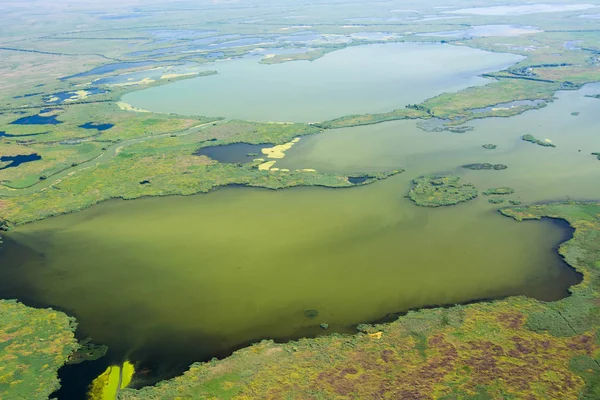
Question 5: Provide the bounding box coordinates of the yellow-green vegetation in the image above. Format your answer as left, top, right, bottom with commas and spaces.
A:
0, 104, 219, 190
89, 366, 120, 400
0, 114, 403, 225
88, 361, 135, 400
419, 79, 559, 122
120, 362, 135, 390
523, 134, 556, 148
408, 175, 478, 207
463, 163, 508, 171
483, 187, 516, 196
0, 102, 216, 143
315, 107, 429, 129
0, 300, 78, 400
0, 142, 104, 189
113, 202, 600, 399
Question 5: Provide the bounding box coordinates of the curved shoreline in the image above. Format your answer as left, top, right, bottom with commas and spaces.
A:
115, 201, 600, 399
1, 202, 588, 399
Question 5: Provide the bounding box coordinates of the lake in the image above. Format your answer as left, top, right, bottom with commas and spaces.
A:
278, 83, 600, 204
122, 43, 523, 122
0, 175, 579, 391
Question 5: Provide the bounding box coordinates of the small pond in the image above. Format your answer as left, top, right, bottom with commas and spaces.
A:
0, 154, 42, 169
195, 143, 265, 163
78, 123, 115, 131
10, 114, 62, 125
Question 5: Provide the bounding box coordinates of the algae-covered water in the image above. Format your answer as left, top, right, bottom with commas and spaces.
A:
0, 175, 580, 386
122, 43, 523, 122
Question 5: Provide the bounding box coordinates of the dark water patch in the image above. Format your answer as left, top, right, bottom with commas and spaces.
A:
0, 154, 42, 169
53, 355, 111, 400
140, 180, 151, 185
61, 61, 156, 80
10, 114, 62, 125
348, 176, 369, 184
13, 92, 43, 99
194, 143, 265, 163
79, 122, 114, 131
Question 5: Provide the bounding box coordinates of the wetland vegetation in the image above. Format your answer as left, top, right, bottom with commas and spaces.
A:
408, 175, 478, 207
1, 0, 600, 399
523, 133, 557, 147
483, 187, 516, 196
462, 163, 508, 170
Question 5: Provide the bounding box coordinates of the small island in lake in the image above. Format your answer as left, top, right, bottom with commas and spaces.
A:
462, 163, 508, 170
408, 175, 478, 207
522, 134, 556, 147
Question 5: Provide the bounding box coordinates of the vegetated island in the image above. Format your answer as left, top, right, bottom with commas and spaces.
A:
592, 152, 600, 160
408, 175, 478, 207
483, 187, 517, 204
522, 134, 556, 147
483, 187, 516, 195
482, 144, 497, 150
488, 198, 505, 204
463, 163, 508, 170
113, 202, 600, 400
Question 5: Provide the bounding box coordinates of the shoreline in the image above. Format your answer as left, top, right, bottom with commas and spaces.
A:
0, 202, 587, 398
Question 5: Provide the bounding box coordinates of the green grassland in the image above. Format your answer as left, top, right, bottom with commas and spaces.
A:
118, 202, 600, 400
0, 300, 78, 400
